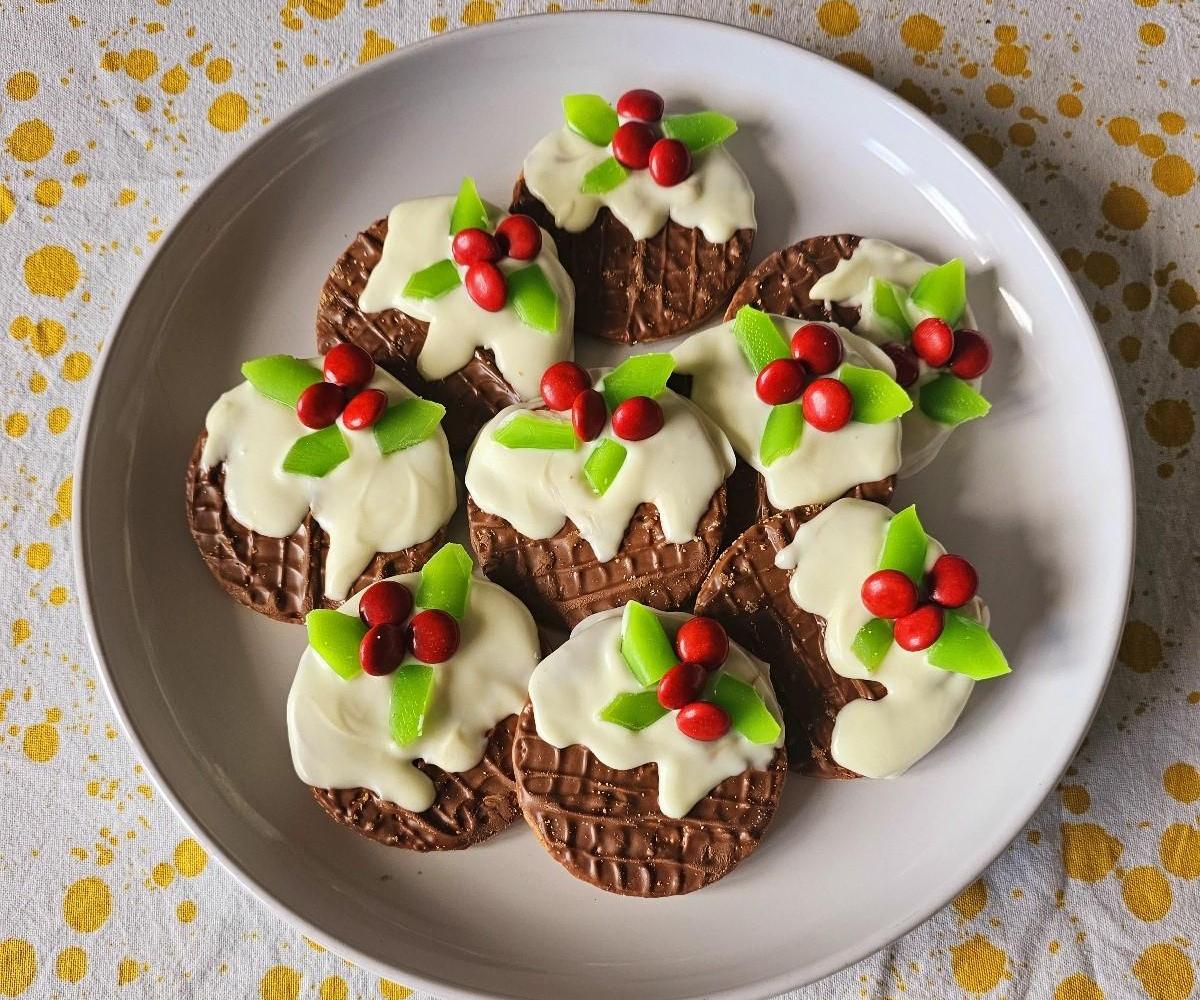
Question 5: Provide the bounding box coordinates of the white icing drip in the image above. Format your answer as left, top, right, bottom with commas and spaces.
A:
464, 379, 735, 562
201, 362, 457, 600
774, 498, 985, 778
357, 195, 574, 399
521, 125, 756, 243
286, 572, 540, 813
672, 317, 901, 510
528, 608, 783, 819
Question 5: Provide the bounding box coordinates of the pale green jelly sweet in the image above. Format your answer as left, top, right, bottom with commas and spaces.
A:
305, 609, 367, 680
661, 111, 738, 152
372, 398, 446, 455
620, 601, 677, 686
732, 305, 790, 373
928, 612, 1011, 679
598, 690, 668, 731
281, 425, 349, 478
869, 277, 912, 339
918, 374, 992, 426
507, 263, 559, 333
415, 543, 473, 619
600, 352, 675, 409
838, 363, 913, 424
241, 355, 321, 407
851, 617, 894, 672
579, 156, 629, 195
878, 504, 927, 584
389, 662, 436, 745
759, 402, 804, 466
491, 412, 578, 450
402, 258, 461, 300
448, 176, 490, 235
708, 673, 781, 744
908, 258, 966, 325
582, 438, 628, 496
562, 93, 619, 146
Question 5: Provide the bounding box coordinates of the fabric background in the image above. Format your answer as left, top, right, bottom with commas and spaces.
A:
0, 1, 1196, 998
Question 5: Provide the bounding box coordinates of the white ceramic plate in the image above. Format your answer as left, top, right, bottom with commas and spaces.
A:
74, 12, 1133, 1000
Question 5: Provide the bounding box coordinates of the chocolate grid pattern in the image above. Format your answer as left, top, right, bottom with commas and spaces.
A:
724, 233, 863, 324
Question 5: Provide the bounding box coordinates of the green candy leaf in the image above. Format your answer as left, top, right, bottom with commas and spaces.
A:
620, 601, 677, 686
305, 609, 367, 679
507, 264, 559, 333
918, 374, 992, 426
869, 277, 913, 339
661, 111, 738, 152
416, 543, 473, 620
491, 412, 578, 450
759, 403, 804, 466
908, 258, 966, 325
241, 355, 321, 407
928, 612, 1011, 679
282, 425, 349, 478
373, 398, 446, 455
402, 258, 461, 300
600, 353, 675, 409
563, 94, 619, 146
583, 439, 627, 496
879, 505, 927, 584
389, 662, 436, 746
449, 176, 490, 235
580, 156, 629, 195
838, 363, 914, 424
732, 306, 790, 373
851, 617, 894, 672
599, 690, 668, 732
708, 674, 781, 745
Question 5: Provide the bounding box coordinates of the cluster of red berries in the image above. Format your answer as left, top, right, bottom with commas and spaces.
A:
452, 214, 543, 313
296, 343, 385, 431
611, 88, 693, 188
540, 360, 665, 443
754, 323, 854, 432
355, 580, 460, 676
657, 617, 734, 741
881, 319, 993, 390
860, 553, 979, 652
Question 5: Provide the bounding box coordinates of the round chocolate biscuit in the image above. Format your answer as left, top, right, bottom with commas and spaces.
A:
513, 702, 787, 896
466, 487, 727, 631
315, 218, 522, 451
724, 233, 862, 325
311, 715, 520, 852
511, 177, 755, 345
694, 508, 885, 779
185, 434, 444, 624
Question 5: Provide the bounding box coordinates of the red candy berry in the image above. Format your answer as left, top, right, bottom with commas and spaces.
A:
359, 623, 407, 676
296, 381, 344, 429
860, 569, 919, 620
572, 388, 607, 442
465, 261, 507, 312
674, 616, 729, 671
790, 323, 844, 376
408, 609, 459, 664
801, 377, 853, 432
893, 603, 945, 652
755, 358, 807, 405
359, 581, 414, 628
611, 395, 664, 441
911, 317, 956, 368
540, 361, 592, 411
612, 121, 659, 170
928, 554, 979, 609
323, 342, 375, 391
648, 138, 691, 187
616, 88, 665, 123
657, 662, 707, 711
341, 388, 388, 430
881, 341, 920, 389
495, 214, 542, 261
676, 701, 731, 742
451, 227, 501, 266
948, 330, 992, 380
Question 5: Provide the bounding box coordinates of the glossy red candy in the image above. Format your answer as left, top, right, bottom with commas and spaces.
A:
540, 361, 592, 411
323, 342, 375, 391
341, 388, 388, 430
612, 121, 658, 170
893, 603, 945, 652
948, 330, 993, 380
465, 261, 507, 312
408, 609, 459, 664
674, 616, 729, 671
911, 317, 956, 368
790, 323, 844, 376
928, 554, 979, 608
647, 138, 691, 187
295, 381, 344, 429
572, 388, 607, 442
755, 358, 807, 405
676, 701, 731, 742
451, 227, 501, 266
881, 341, 920, 389
495, 214, 542, 261
611, 395, 664, 441
616, 88, 665, 122
657, 662, 707, 711
359, 623, 407, 676
358, 581, 413, 628
860, 569, 919, 620
801, 377, 853, 432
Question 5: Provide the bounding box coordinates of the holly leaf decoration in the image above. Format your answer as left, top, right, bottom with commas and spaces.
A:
838, 363, 914, 424
600, 353, 675, 409
851, 617, 894, 671
449, 176, 490, 235
732, 306, 790, 373
879, 505, 927, 584
492, 412, 578, 450
868, 277, 913, 339
282, 425, 349, 478
242, 355, 321, 407
403, 258, 461, 300
599, 690, 668, 731
563, 94, 619, 146
759, 402, 804, 466
389, 662, 436, 746
507, 263, 559, 332
580, 156, 629, 195
416, 543, 473, 620
620, 601, 676, 686
918, 374, 991, 426
928, 611, 1011, 679
708, 674, 780, 744
661, 111, 738, 152
583, 438, 627, 496
908, 258, 966, 326
305, 608, 367, 679
373, 398, 446, 455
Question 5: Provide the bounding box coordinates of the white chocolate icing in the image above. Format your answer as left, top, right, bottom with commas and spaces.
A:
528, 607, 783, 819
521, 124, 756, 243
672, 317, 901, 510
201, 361, 457, 601
774, 498, 986, 778
807, 238, 983, 477
287, 572, 540, 813
464, 376, 735, 562
357, 195, 574, 399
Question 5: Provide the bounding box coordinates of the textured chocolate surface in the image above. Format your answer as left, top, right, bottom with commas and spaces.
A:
466, 488, 727, 631
513, 702, 786, 896
314, 218, 521, 452
694, 508, 886, 779
511, 177, 754, 344
724, 233, 862, 325
185, 434, 443, 624
311, 716, 519, 852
